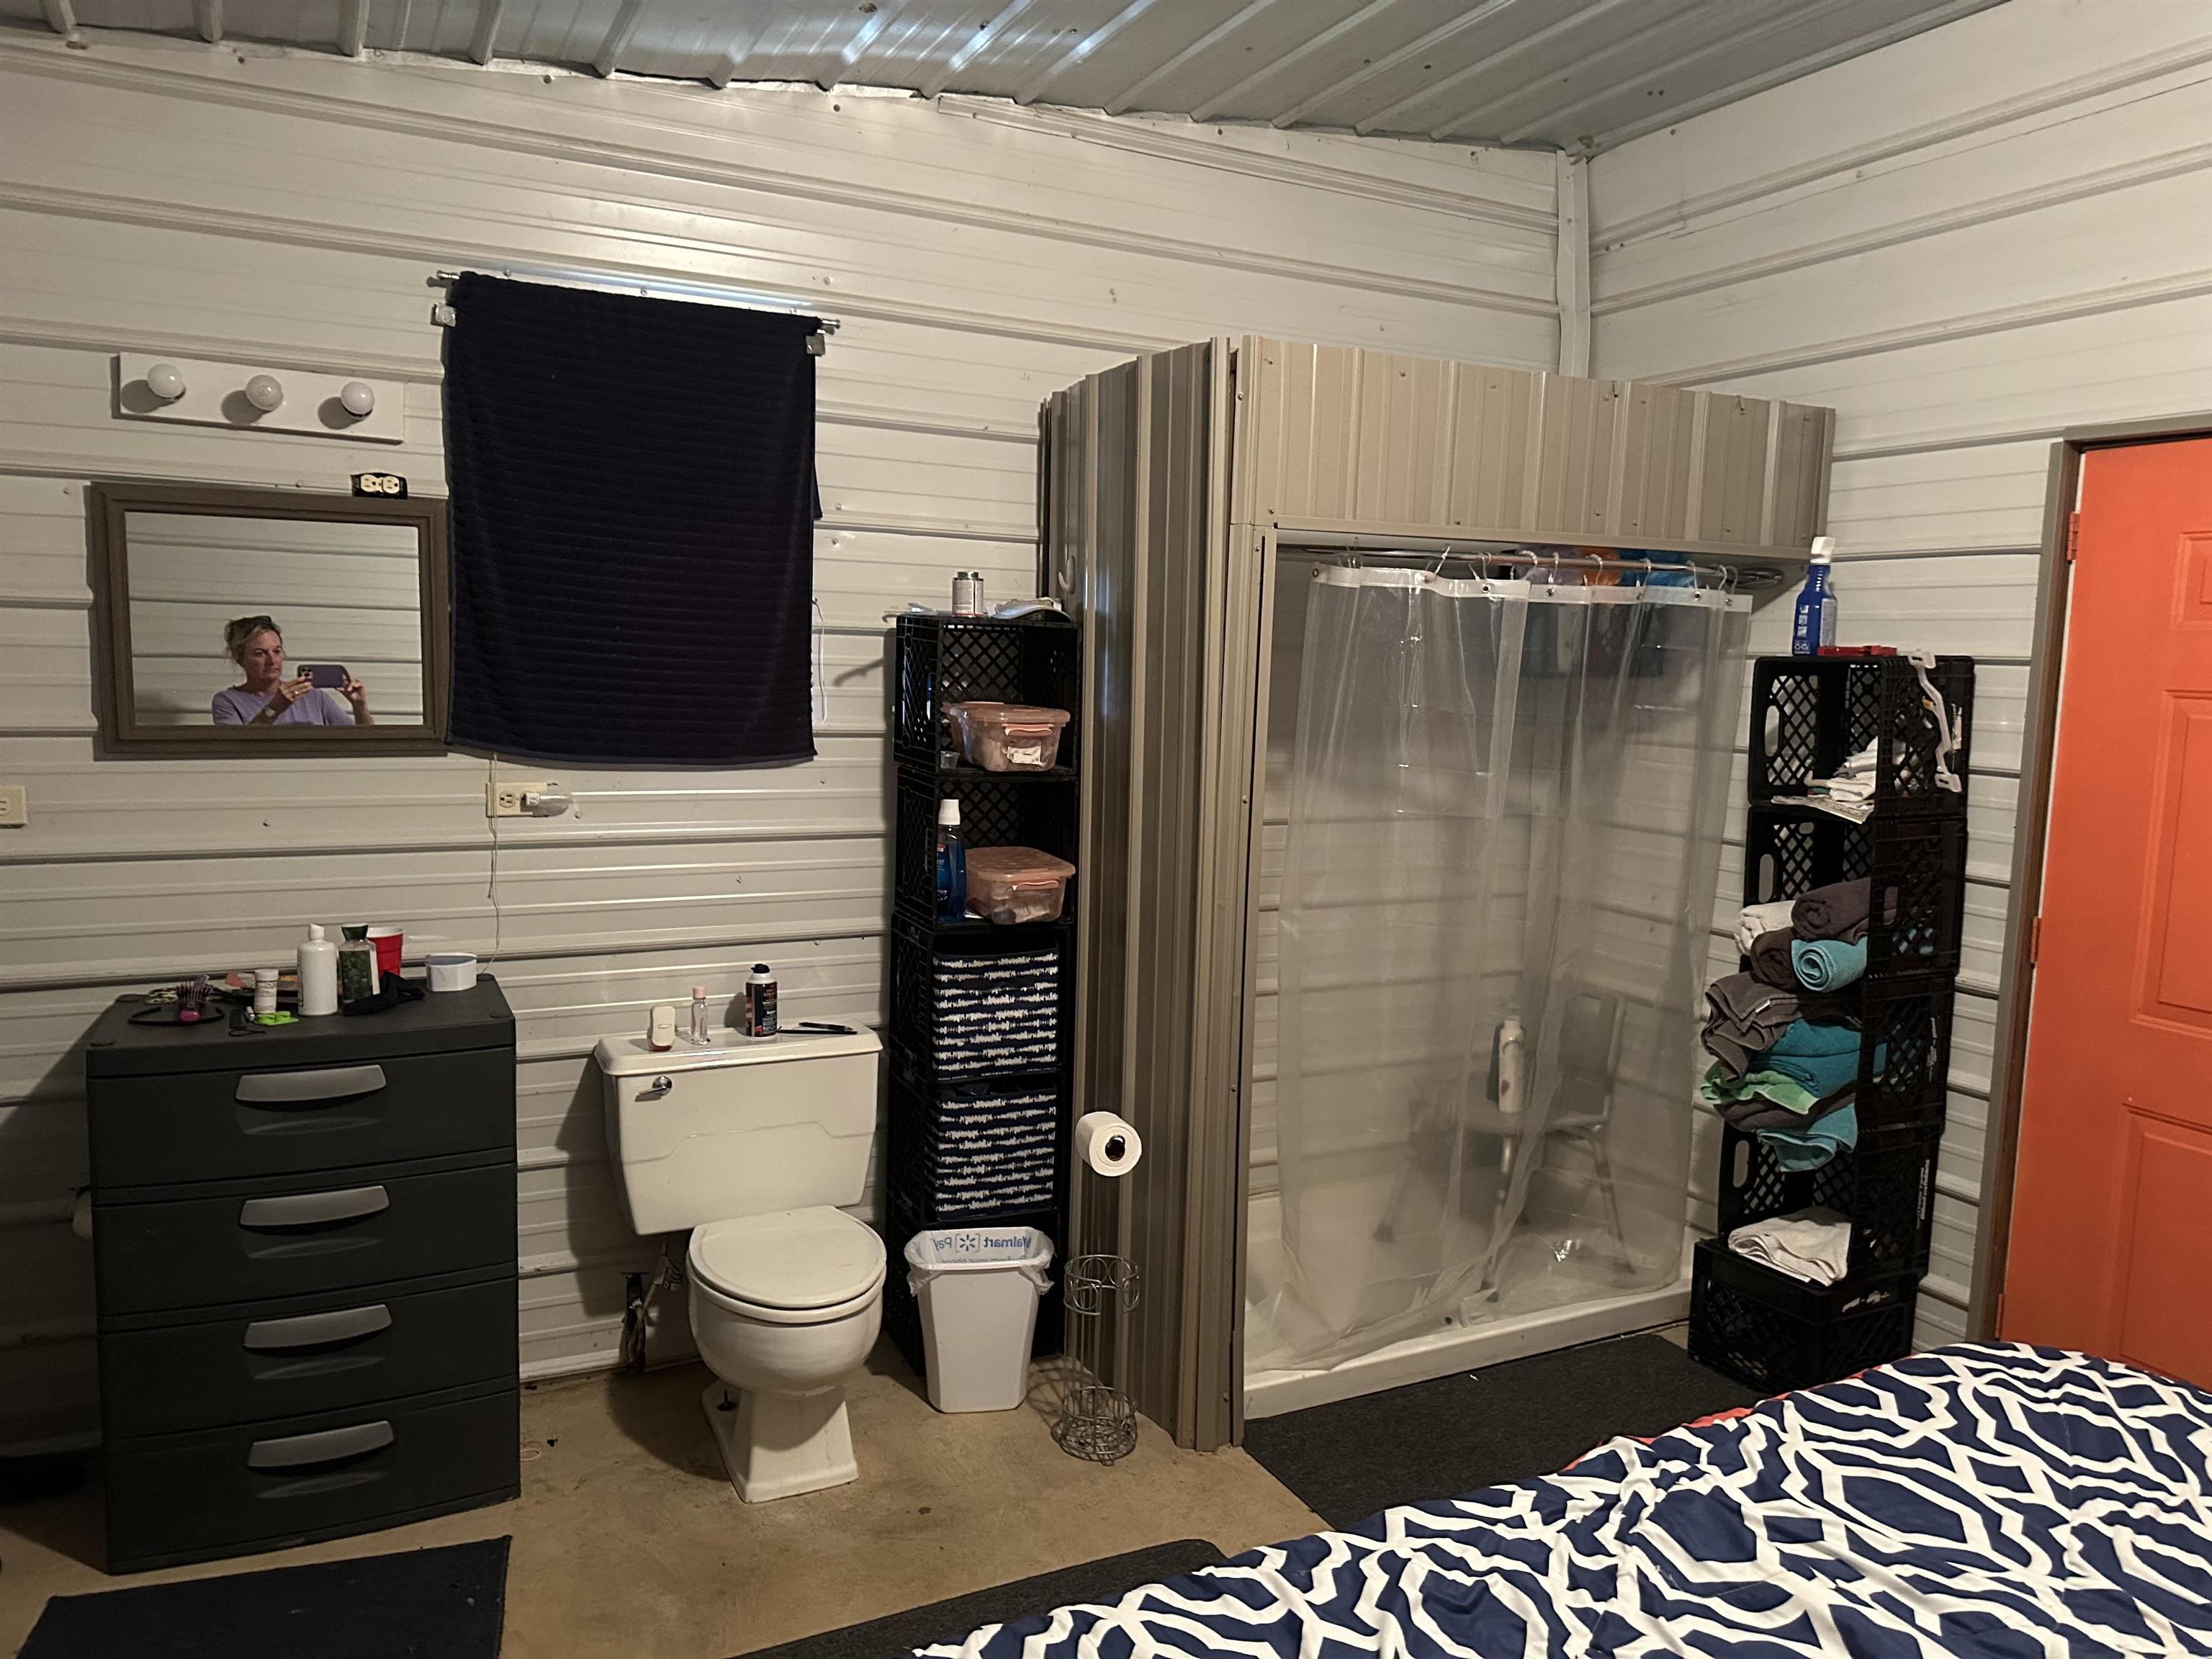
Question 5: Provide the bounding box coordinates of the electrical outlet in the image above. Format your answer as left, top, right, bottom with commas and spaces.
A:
0, 783, 24, 827
486, 779, 550, 819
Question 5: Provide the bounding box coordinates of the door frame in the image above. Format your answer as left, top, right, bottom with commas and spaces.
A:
1970, 411, 2212, 1339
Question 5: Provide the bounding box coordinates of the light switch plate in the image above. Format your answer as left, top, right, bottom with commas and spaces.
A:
0, 784, 27, 827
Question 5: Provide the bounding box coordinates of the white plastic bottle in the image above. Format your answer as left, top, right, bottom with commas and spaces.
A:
297, 923, 338, 1016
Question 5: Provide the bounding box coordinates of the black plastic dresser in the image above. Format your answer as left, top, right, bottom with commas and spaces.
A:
83, 979, 519, 1572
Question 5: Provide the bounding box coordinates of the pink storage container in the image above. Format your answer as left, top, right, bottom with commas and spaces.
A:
946, 702, 1070, 772
963, 845, 1076, 925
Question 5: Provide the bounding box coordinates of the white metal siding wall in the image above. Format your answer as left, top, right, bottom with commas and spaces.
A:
1588, 0, 2212, 1348
0, 30, 1557, 1452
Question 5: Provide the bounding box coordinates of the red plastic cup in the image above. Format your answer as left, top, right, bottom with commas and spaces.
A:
366, 926, 403, 980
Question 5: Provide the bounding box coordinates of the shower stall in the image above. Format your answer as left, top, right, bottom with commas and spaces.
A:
1043, 339, 1829, 1447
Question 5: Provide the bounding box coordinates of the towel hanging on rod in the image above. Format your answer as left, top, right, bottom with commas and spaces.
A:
432, 266, 839, 351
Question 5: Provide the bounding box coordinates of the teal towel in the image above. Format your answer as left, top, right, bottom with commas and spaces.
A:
1759, 1102, 1858, 1172
1768, 1019, 1861, 1058
1763, 1040, 1863, 1097
1792, 935, 1868, 992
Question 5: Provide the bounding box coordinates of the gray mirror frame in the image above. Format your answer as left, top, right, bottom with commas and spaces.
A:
87, 481, 450, 758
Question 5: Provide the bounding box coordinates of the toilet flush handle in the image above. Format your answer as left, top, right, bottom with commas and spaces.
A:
645, 1074, 674, 1098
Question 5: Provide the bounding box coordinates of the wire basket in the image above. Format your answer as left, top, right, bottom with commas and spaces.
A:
1063, 1253, 1142, 1316
1052, 1382, 1138, 1466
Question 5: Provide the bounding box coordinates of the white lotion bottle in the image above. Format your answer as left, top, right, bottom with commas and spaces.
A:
297, 924, 339, 1017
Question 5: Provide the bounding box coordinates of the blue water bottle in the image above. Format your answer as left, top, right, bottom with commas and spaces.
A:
1792, 536, 1838, 655
935, 798, 967, 922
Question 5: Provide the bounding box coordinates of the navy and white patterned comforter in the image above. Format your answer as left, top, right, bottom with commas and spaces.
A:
924, 1344, 2212, 1657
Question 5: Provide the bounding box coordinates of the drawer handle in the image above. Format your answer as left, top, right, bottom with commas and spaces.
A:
235, 1064, 387, 1106
247, 1420, 394, 1470
238, 1186, 390, 1229
243, 1304, 392, 1351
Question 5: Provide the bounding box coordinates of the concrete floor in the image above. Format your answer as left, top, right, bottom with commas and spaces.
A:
0, 1344, 1324, 1658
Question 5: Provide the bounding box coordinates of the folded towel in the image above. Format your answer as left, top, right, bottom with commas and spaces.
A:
1759, 1102, 1858, 1171
1700, 1064, 1825, 1117
1701, 974, 1799, 1081
1750, 927, 1800, 990
1768, 1018, 1861, 1058
1793, 935, 1869, 992
1716, 1079, 1857, 1133
1735, 899, 1797, 956
1792, 878, 1871, 943
1762, 1040, 1862, 1098
1728, 1206, 1853, 1285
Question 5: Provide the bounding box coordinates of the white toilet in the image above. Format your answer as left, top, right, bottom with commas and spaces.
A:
596, 1028, 886, 1503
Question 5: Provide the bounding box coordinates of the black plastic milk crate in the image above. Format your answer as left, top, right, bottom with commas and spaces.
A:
880, 1193, 1064, 1380
1716, 1122, 1943, 1281
895, 772, 1079, 927
1743, 806, 1968, 977
1747, 655, 1974, 814
889, 912, 1071, 1084
889, 1065, 1065, 1223
894, 613, 1081, 768
1689, 1237, 1917, 1394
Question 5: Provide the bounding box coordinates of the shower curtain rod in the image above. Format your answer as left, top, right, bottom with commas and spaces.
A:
1337, 547, 1781, 589
430, 267, 842, 333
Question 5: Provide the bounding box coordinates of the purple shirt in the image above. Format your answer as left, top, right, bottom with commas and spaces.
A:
211, 686, 354, 726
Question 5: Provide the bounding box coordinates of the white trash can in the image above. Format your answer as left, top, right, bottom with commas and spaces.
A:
904, 1226, 1055, 1413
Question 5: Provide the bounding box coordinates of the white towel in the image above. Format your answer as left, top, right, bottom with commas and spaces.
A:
1727, 1207, 1853, 1286
1734, 899, 1796, 955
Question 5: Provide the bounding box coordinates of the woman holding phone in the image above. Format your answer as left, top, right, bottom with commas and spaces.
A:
210, 615, 372, 726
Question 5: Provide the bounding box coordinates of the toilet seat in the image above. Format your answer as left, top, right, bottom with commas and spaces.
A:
688, 1207, 886, 1325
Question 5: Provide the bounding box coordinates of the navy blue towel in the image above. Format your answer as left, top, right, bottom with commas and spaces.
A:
442, 274, 819, 765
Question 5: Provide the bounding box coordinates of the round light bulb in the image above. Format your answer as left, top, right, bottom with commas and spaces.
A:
338, 380, 376, 418
145, 362, 187, 402
243, 373, 285, 413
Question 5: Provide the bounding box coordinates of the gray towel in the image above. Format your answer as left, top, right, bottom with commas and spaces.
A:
1750, 927, 1799, 990
1702, 973, 1799, 1082
1792, 878, 1871, 943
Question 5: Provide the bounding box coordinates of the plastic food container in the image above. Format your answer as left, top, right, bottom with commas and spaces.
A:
946, 702, 1070, 772
964, 845, 1076, 925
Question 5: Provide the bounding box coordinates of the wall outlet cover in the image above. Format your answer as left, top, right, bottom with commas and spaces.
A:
485, 780, 549, 819
0, 784, 24, 827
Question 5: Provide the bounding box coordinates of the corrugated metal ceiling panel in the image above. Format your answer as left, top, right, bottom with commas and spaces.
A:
12, 0, 2006, 153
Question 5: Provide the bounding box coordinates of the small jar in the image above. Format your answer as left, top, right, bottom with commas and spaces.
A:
337, 925, 378, 1004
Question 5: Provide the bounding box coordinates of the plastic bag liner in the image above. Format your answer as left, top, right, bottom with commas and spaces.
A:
904, 1226, 1054, 1295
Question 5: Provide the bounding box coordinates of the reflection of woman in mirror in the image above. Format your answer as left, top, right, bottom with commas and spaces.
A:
210, 615, 372, 726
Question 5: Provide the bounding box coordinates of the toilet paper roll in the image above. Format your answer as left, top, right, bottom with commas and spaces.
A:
1074, 1111, 1143, 1178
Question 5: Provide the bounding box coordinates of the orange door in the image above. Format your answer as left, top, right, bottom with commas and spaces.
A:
2002, 435, 2212, 1385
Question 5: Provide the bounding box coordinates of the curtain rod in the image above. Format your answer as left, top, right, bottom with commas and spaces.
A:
1339, 547, 1781, 590
431, 267, 841, 334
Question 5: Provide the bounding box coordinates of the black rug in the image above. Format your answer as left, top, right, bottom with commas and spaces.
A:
742, 1539, 1226, 1659
1243, 1333, 1761, 1529
20, 1537, 510, 1659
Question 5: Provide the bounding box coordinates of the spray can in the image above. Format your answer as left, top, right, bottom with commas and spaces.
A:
745, 963, 778, 1038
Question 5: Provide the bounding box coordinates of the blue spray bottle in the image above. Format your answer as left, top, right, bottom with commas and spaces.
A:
1792, 536, 1838, 655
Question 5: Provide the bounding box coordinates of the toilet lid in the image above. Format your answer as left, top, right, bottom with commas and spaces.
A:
688, 1208, 886, 1310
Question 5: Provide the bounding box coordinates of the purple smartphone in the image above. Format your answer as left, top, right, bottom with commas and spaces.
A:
302, 664, 348, 689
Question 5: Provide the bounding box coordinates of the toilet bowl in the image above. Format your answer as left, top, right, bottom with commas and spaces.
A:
595, 1026, 888, 1504
685, 1208, 886, 1502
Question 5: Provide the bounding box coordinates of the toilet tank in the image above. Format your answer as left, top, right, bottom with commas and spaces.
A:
595, 1028, 882, 1235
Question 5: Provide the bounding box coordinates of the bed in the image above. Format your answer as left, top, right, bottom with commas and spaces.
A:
922, 1344, 2212, 1657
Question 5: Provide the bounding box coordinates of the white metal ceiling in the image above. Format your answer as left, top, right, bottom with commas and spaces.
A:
11, 0, 2004, 153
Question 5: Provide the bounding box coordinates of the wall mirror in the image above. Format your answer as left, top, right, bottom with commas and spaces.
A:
89, 482, 449, 756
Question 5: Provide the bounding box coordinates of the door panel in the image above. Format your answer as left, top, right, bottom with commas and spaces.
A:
2002, 436, 2212, 1385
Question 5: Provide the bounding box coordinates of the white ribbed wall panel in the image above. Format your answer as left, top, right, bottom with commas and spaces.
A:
0, 29, 1557, 1452
1590, 0, 2212, 1349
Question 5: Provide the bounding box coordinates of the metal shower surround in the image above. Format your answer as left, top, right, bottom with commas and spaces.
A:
1041, 338, 1836, 1451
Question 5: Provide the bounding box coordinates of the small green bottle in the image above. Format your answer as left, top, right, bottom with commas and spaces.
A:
337, 925, 378, 1004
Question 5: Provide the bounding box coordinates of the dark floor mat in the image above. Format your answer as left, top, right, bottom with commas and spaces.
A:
1244, 1332, 1761, 1529
742, 1538, 1227, 1659
19, 1536, 510, 1659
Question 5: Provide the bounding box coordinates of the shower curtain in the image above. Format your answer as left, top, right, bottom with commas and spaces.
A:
1256, 562, 1749, 1371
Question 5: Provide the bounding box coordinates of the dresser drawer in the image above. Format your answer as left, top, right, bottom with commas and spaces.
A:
90, 1046, 513, 1190
94, 1159, 516, 1318
104, 1383, 518, 1573
100, 1274, 516, 1442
